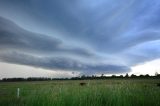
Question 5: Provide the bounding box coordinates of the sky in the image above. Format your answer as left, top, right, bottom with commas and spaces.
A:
0, 0, 160, 78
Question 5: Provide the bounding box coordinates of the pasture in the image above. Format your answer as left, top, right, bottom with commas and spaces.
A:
0, 79, 160, 106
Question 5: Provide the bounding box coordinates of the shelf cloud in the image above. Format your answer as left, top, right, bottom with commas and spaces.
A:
0, 0, 160, 76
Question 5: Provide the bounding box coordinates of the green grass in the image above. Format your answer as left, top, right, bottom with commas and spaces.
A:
0, 79, 160, 106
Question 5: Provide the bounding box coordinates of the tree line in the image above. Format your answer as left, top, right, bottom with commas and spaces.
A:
1, 73, 160, 82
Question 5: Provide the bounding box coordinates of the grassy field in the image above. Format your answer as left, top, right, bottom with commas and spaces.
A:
0, 79, 160, 106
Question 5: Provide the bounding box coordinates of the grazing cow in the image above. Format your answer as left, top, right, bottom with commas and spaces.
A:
79, 82, 86, 86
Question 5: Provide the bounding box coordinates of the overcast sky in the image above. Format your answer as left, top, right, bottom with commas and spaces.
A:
0, 0, 160, 78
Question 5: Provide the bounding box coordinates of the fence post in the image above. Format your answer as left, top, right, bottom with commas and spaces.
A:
17, 88, 20, 98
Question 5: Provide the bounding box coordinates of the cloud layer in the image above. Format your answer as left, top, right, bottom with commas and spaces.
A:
0, 0, 160, 75
0, 16, 129, 74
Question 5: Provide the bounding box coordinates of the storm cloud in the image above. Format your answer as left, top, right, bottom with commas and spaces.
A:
0, 16, 129, 74
0, 16, 93, 57
0, 0, 160, 75
0, 52, 129, 74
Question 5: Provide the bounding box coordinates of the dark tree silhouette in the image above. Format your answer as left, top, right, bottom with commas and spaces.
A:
131, 74, 137, 78
125, 73, 129, 78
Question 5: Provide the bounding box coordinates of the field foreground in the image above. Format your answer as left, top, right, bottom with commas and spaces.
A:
0, 79, 160, 106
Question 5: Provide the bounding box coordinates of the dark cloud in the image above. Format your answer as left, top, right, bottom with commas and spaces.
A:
0, 52, 130, 74
26, 0, 160, 54
0, 16, 93, 57
0, 16, 130, 74
0, 0, 160, 75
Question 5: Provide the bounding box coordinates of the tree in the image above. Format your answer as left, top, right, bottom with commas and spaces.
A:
155, 72, 160, 78
145, 74, 150, 77
119, 75, 123, 78
131, 74, 137, 78
155, 72, 159, 76
81, 75, 86, 80
111, 75, 116, 78
101, 74, 104, 77
125, 73, 129, 78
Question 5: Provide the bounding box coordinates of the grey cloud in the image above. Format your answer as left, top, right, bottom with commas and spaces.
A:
120, 40, 160, 66
1, 0, 160, 54
0, 52, 130, 74
28, 0, 160, 54
0, 16, 93, 57
0, 16, 130, 74
0, 0, 160, 75
108, 30, 160, 53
